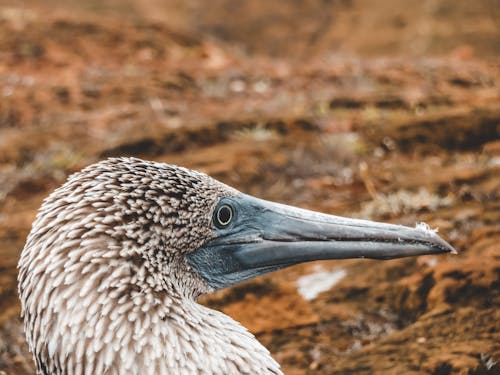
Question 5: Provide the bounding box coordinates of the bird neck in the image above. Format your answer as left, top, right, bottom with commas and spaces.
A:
96, 290, 284, 374
27, 272, 282, 375
105, 290, 283, 374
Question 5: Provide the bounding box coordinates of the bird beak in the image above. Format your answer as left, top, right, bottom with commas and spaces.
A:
187, 194, 456, 290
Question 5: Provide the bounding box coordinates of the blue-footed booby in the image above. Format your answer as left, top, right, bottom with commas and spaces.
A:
18, 157, 455, 374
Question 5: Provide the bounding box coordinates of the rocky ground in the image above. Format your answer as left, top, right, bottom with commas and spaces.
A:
0, 1, 499, 374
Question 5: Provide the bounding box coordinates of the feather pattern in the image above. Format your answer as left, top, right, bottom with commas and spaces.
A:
18, 157, 282, 375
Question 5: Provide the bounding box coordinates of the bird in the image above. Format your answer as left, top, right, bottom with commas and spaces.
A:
18, 157, 456, 375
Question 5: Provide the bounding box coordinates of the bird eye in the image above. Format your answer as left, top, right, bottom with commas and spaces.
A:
214, 204, 233, 228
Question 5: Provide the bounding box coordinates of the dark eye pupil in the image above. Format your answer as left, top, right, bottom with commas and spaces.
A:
216, 205, 232, 227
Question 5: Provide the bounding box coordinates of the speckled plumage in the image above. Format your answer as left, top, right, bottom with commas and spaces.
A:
18, 157, 282, 375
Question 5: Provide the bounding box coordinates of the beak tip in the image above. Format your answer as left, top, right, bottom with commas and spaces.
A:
414, 222, 457, 255
437, 235, 457, 255
432, 233, 457, 255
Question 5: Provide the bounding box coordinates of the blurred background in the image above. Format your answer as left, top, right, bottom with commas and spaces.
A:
0, 1, 499, 374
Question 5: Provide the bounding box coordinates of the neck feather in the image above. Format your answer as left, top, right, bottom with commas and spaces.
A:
20, 250, 282, 375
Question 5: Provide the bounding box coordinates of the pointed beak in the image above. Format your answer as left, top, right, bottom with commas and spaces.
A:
187, 194, 456, 290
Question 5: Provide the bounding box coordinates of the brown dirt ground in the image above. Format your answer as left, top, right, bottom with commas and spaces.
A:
0, 1, 499, 374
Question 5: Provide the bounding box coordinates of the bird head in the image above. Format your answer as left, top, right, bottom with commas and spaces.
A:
20, 157, 455, 303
